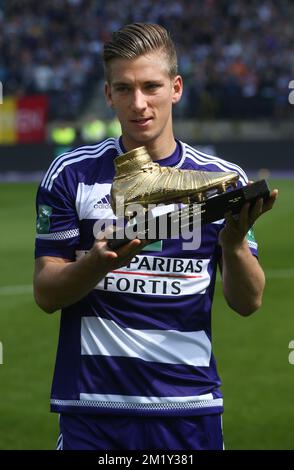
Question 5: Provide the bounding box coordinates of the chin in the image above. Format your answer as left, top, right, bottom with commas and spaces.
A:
129, 131, 155, 145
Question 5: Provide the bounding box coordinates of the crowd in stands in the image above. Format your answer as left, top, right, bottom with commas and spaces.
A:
1, 0, 293, 120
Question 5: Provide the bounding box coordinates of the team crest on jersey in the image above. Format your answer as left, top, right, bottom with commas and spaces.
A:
36, 205, 52, 234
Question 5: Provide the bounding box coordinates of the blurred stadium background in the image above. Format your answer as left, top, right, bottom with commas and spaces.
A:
0, 0, 294, 450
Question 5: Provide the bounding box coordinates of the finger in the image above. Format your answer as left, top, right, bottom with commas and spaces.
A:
113, 239, 145, 268
104, 251, 119, 262
224, 211, 235, 226
223, 212, 235, 233
238, 202, 251, 232
248, 198, 263, 226
95, 239, 119, 260
262, 189, 278, 213
115, 238, 142, 258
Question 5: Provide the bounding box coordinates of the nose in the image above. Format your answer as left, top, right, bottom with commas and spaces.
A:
130, 89, 147, 112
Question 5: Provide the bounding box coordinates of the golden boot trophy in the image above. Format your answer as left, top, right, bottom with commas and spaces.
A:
111, 146, 239, 216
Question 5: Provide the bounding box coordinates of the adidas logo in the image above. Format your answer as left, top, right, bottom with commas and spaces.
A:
94, 194, 111, 209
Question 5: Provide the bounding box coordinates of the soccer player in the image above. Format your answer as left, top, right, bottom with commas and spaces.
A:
33, 23, 278, 450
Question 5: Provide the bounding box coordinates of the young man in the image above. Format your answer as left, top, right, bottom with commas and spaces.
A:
34, 23, 277, 450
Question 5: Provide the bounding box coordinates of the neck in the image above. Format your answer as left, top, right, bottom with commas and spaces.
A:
145, 139, 177, 161
121, 136, 177, 161
121, 121, 177, 160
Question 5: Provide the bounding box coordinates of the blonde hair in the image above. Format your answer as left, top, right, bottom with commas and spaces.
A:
103, 23, 178, 81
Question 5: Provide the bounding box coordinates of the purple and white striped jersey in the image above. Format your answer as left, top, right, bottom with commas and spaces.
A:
35, 137, 258, 417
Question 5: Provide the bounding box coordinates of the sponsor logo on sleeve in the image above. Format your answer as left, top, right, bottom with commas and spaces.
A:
246, 228, 258, 250
36, 205, 52, 234
246, 228, 255, 243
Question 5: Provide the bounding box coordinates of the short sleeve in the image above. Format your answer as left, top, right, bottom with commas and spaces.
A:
35, 169, 80, 261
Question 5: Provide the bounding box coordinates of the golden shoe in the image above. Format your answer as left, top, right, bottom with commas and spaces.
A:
111, 146, 239, 216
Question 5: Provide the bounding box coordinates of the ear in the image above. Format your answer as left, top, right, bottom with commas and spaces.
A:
105, 82, 114, 108
172, 75, 183, 104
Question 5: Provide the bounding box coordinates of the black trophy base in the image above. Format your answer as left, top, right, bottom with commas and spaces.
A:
107, 180, 270, 250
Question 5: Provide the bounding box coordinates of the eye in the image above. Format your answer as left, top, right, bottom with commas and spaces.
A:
115, 86, 130, 92
146, 83, 160, 90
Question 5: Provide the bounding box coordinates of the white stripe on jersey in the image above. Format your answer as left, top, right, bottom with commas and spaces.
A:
95, 263, 211, 296
56, 433, 63, 450
41, 138, 116, 190
75, 182, 113, 220
75, 251, 212, 297
183, 143, 248, 186
81, 316, 211, 367
79, 392, 214, 404
51, 397, 223, 411
36, 228, 80, 240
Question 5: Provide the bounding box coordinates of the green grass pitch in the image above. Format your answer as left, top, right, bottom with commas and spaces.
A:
0, 180, 293, 449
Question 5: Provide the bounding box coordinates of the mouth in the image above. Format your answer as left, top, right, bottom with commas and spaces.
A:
130, 117, 153, 127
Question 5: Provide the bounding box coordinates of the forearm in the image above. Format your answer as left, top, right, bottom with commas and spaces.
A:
34, 253, 109, 313
221, 240, 265, 316
34, 237, 145, 314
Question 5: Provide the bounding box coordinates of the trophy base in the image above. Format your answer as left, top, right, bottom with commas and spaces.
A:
107, 180, 270, 250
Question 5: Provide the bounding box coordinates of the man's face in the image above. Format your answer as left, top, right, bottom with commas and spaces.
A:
105, 51, 183, 149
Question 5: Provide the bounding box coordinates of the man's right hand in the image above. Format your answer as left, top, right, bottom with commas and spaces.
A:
34, 230, 147, 314
88, 233, 147, 275
34, 227, 150, 313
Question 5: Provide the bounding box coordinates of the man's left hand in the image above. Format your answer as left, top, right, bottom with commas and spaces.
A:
219, 187, 278, 250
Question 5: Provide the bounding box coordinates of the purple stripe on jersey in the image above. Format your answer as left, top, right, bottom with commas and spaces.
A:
83, 290, 214, 332
78, 219, 98, 249
51, 307, 83, 400
35, 240, 79, 261
79, 355, 222, 398
78, 218, 223, 254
